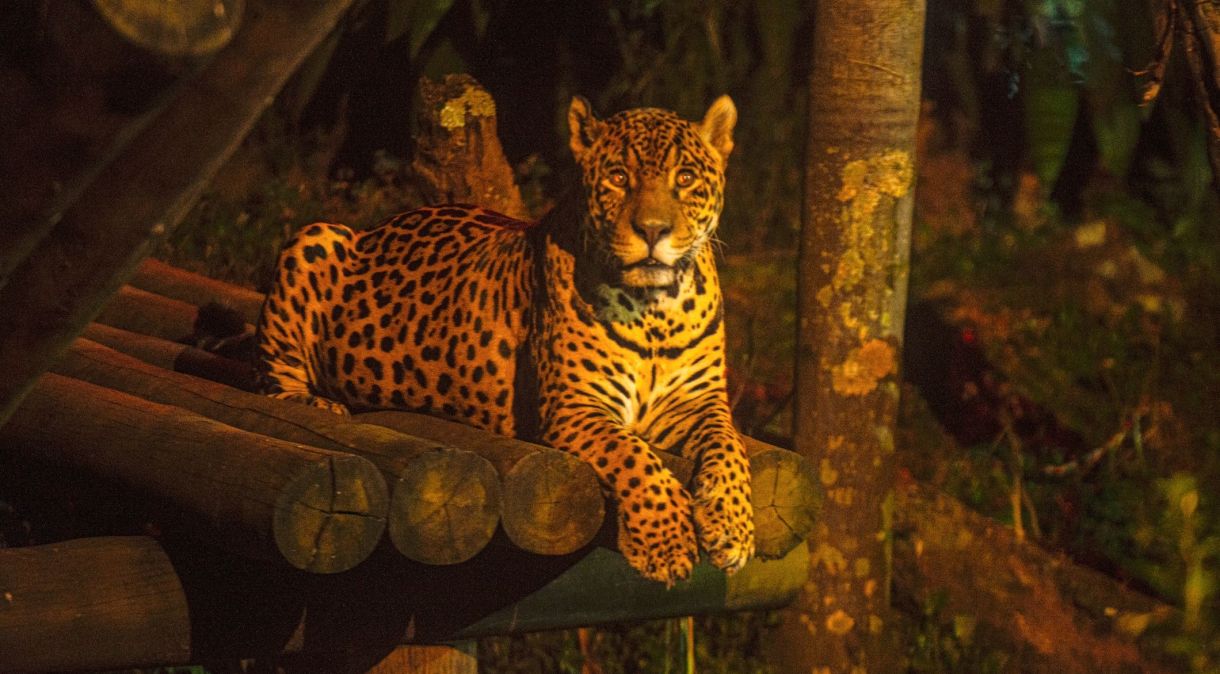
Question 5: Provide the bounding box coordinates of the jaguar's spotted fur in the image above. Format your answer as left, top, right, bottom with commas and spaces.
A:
257, 96, 753, 584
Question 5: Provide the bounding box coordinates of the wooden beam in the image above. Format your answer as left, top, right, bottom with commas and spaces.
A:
53, 338, 501, 565
453, 545, 810, 638
1, 373, 388, 573
0, 536, 191, 673
0, 0, 356, 428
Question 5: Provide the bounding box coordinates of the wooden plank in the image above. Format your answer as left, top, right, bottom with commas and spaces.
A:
0, 0, 356, 428
0, 536, 191, 673
452, 544, 809, 638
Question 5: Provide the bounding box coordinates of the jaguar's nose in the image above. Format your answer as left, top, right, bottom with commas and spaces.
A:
631, 218, 673, 247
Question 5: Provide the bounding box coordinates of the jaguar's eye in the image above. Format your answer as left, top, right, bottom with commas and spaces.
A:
607, 169, 629, 188
675, 169, 696, 188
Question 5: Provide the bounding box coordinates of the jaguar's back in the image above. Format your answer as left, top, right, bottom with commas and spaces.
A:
257, 205, 535, 435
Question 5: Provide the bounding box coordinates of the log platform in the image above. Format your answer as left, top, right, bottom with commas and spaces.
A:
1, 373, 388, 573
51, 337, 502, 566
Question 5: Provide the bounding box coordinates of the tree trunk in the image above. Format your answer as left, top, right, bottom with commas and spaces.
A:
1178, 0, 1220, 192
771, 1, 926, 671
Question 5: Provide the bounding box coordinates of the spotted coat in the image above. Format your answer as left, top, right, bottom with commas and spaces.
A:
257, 96, 753, 584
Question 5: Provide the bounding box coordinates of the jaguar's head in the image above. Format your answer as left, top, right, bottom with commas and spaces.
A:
568, 96, 736, 289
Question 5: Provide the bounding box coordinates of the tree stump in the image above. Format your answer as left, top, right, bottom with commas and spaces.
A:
412, 75, 530, 219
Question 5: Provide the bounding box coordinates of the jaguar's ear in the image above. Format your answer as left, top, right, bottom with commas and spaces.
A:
568, 96, 603, 162
699, 95, 736, 164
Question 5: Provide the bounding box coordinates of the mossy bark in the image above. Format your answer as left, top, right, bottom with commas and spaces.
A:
769, 2, 926, 671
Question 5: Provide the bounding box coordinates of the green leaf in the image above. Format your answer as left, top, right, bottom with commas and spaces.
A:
420, 35, 467, 79
1091, 99, 1141, 177
385, 0, 457, 58
1023, 47, 1081, 189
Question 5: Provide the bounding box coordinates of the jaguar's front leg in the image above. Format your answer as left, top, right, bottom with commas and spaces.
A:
677, 409, 755, 574
542, 410, 698, 586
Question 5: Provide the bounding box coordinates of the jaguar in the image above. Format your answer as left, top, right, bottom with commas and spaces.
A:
257, 96, 753, 584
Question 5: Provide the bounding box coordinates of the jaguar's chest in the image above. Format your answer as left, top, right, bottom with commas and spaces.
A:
536, 241, 726, 448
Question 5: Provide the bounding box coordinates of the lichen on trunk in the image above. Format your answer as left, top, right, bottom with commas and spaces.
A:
767, 1, 926, 672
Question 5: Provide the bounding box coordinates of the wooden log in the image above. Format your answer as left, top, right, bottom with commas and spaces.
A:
0, 0, 356, 428
1, 373, 388, 573
743, 436, 820, 559
99, 262, 817, 559
53, 339, 500, 565
499, 449, 606, 555
82, 321, 257, 390
132, 257, 265, 325
358, 410, 604, 556
390, 449, 502, 565
358, 411, 820, 559
97, 284, 256, 342
892, 476, 1177, 674
412, 75, 530, 219
0, 536, 192, 673
89, 271, 819, 561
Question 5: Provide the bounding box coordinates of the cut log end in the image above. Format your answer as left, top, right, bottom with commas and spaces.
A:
389, 448, 502, 565
501, 450, 605, 556
274, 453, 389, 574
746, 444, 820, 559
